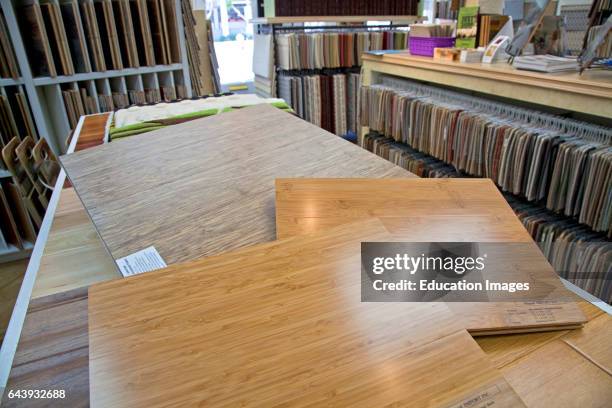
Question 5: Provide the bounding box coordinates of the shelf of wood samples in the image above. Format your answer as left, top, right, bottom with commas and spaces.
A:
0, 0, 196, 154
14, 0, 182, 78
0, 71, 42, 262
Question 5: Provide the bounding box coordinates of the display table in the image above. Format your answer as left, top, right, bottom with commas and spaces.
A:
361, 53, 612, 119
0, 110, 610, 407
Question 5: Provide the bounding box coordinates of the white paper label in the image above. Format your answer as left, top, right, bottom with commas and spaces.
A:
116, 246, 167, 277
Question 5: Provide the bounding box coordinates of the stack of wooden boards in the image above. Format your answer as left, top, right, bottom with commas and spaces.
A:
52, 105, 605, 406
0, 89, 38, 146
0, 8, 19, 79
271, 29, 409, 137
181, 1, 219, 96
14, 0, 182, 77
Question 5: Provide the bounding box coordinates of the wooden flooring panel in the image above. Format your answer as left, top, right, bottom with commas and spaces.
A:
2, 287, 89, 408
274, 178, 586, 334
75, 113, 109, 151
502, 339, 612, 408
88, 219, 524, 407
275, 178, 531, 240
60, 105, 412, 265
561, 313, 612, 373
32, 188, 119, 300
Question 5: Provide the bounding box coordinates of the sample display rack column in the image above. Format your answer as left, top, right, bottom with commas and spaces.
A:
0, 0, 193, 156
253, 16, 423, 137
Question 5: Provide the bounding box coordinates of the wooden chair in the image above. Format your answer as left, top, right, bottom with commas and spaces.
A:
2, 137, 44, 228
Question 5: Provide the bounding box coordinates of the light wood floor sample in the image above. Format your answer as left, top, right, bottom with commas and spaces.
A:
88, 219, 524, 408
274, 178, 586, 334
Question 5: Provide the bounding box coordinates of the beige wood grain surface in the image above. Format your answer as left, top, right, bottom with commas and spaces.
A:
274, 178, 586, 334
88, 219, 525, 408
32, 188, 119, 299
60, 104, 413, 266
500, 313, 612, 408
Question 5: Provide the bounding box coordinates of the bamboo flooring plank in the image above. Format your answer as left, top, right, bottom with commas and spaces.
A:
561, 313, 612, 373
60, 105, 412, 266
274, 178, 586, 334
501, 314, 612, 408
88, 219, 525, 407
74, 114, 109, 151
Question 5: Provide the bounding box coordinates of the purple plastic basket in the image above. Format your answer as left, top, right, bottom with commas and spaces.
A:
409, 37, 456, 57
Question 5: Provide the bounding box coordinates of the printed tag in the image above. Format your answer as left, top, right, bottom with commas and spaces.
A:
116, 246, 167, 277
504, 303, 563, 326
446, 384, 502, 408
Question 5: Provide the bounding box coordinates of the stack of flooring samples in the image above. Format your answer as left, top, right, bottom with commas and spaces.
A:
13, 0, 183, 77
0, 88, 38, 145
41, 0, 76, 76
274, 178, 587, 335
59, 0, 92, 73
15, 1, 57, 77
60, 104, 410, 265
62, 88, 88, 128
267, 0, 419, 16
273, 29, 408, 136
0, 9, 19, 79
278, 72, 360, 136
88, 219, 525, 407
0, 180, 37, 257
276, 30, 409, 70
182, 0, 218, 96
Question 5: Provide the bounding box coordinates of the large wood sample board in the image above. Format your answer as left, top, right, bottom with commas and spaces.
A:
60, 104, 412, 265
274, 178, 586, 335
88, 219, 525, 407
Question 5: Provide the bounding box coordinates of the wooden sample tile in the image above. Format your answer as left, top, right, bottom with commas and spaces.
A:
32, 188, 119, 300
501, 314, 612, 408
274, 178, 586, 334
478, 301, 604, 368
60, 104, 412, 265
74, 113, 110, 151
2, 287, 89, 408
89, 219, 524, 407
